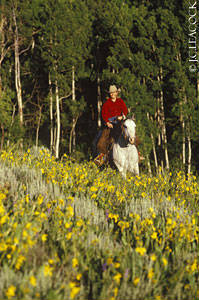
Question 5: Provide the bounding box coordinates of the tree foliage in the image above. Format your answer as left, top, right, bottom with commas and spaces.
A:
0, 0, 198, 173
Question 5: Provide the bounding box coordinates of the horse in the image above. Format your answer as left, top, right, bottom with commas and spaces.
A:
111, 118, 139, 178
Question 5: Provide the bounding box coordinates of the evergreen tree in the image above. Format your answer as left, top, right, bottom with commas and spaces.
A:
32, 0, 92, 156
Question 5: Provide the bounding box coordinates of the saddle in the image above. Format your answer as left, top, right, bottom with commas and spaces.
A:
94, 125, 120, 167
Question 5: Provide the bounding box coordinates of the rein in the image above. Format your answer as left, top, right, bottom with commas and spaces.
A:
121, 121, 135, 146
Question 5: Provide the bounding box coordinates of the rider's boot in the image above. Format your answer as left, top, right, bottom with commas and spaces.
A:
94, 153, 107, 166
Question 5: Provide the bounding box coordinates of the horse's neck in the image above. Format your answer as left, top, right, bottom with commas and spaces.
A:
117, 133, 129, 148
110, 123, 128, 148
110, 124, 121, 141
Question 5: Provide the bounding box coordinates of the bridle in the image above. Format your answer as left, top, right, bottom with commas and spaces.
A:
121, 120, 135, 146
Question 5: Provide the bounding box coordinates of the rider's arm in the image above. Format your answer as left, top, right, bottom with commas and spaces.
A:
106, 122, 113, 128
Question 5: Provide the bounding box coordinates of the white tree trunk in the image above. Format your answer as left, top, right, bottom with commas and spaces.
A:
187, 132, 192, 175
49, 73, 54, 153
151, 132, 158, 173
146, 154, 152, 176
55, 80, 60, 159
0, 14, 5, 94
69, 116, 78, 154
0, 12, 12, 94
97, 75, 102, 128
197, 68, 199, 105
158, 68, 169, 169
13, 6, 23, 126
184, 94, 192, 174
181, 118, 186, 166
69, 65, 76, 154
177, 54, 186, 168
156, 96, 161, 146
35, 106, 42, 148
147, 113, 158, 173
53, 126, 57, 151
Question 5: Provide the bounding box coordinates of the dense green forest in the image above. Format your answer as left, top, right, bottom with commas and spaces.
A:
0, 0, 198, 174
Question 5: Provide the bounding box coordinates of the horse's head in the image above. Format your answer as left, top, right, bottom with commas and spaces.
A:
122, 119, 136, 145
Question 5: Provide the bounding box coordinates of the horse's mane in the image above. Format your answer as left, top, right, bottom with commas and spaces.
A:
110, 120, 129, 148
110, 122, 121, 140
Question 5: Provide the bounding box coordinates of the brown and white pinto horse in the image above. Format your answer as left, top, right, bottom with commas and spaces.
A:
112, 118, 139, 177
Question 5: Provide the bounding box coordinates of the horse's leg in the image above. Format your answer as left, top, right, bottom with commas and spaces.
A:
133, 163, 139, 176
115, 160, 127, 178
134, 148, 139, 175
128, 146, 139, 176
113, 146, 126, 177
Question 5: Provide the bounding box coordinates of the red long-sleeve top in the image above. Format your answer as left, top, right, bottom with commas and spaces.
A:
101, 97, 128, 123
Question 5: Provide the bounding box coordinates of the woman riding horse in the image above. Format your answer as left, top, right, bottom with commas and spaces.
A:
94, 85, 127, 166
94, 85, 144, 167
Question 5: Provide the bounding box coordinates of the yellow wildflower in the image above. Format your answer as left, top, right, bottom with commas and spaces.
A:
107, 185, 115, 192
66, 232, 72, 240
151, 231, 158, 240
15, 255, 26, 270
118, 221, 129, 232
113, 272, 122, 284
76, 219, 84, 227
107, 258, 113, 265
22, 230, 28, 238
108, 213, 119, 223
41, 234, 48, 242
190, 259, 197, 272
25, 222, 32, 229
0, 215, 8, 225
44, 264, 53, 277
76, 273, 82, 280
135, 247, 146, 256
184, 284, 190, 290
114, 262, 120, 268
67, 206, 74, 217
0, 201, 5, 215
114, 287, 118, 297
48, 259, 54, 265
167, 218, 172, 225
37, 195, 44, 205
135, 214, 140, 221
70, 286, 80, 299
29, 276, 37, 287
162, 257, 168, 267
72, 258, 78, 268
40, 212, 47, 219
90, 186, 98, 192
67, 196, 74, 202
25, 194, 29, 203
5, 285, 16, 299
91, 193, 97, 199
133, 277, 140, 286
69, 282, 80, 299
148, 268, 154, 279
151, 254, 157, 261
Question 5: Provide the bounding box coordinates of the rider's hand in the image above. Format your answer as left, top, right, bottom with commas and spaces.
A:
106, 122, 113, 128
117, 116, 123, 121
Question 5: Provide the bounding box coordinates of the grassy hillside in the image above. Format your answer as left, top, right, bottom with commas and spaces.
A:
0, 148, 199, 300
